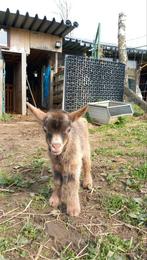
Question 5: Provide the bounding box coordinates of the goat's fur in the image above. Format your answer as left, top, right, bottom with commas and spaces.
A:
27, 102, 92, 216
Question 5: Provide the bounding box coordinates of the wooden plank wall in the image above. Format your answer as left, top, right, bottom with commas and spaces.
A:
9, 28, 62, 53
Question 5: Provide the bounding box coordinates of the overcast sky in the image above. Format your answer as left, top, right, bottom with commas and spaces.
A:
0, 0, 147, 48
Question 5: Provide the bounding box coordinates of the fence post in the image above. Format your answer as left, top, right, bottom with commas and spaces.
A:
0, 49, 5, 115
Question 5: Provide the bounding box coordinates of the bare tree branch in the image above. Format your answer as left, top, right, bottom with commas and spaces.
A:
55, 0, 71, 21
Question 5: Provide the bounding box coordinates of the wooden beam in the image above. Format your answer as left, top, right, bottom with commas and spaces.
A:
21, 12, 29, 28
21, 52, 27, 114
12, 10, 19, 27
37, 16, 47, 31
45, 18, 55, 33
0, 55, 5, 114
3, 8, 10, 26
29, 14, 38, 30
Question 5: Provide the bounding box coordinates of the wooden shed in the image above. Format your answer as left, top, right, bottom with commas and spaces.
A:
0, 8, 78, 115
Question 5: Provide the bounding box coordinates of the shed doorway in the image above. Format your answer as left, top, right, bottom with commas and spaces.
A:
3, 52, 22, 113
27, 49, 54, 110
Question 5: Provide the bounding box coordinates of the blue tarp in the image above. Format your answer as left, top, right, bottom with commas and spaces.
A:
42, 65, 51, 108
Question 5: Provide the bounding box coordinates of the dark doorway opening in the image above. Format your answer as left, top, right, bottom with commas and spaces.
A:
27, 49, 54, 109
140, 65, 147, 101
3, 52, 21, 113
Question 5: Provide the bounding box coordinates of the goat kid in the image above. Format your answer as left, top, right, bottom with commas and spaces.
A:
27, 103, 92, 216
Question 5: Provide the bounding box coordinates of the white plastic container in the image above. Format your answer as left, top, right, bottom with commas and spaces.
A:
88, 100, 133, 124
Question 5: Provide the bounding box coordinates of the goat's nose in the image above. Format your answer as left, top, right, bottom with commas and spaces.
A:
52, 143, 61, 149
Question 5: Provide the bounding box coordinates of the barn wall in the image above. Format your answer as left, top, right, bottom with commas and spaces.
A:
9, 28, 30, 53
9, 28, 62, 54
30, 32, 62, 52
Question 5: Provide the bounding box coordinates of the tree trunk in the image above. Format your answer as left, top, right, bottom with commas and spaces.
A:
118, 13, 128, 89
118, 13, 147, 112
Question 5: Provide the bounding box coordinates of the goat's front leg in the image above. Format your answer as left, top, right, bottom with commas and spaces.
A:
61, 172, 81, 217
49, 172, 61, 208
82, 156, 92, 190
66, 180, 80, 217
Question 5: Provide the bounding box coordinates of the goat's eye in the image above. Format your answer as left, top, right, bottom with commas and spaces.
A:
66, 127, 71, 133
47, 132, 52, 140
43, 126, 47, 133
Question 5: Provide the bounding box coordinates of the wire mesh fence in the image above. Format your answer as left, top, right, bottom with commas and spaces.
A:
64, 55, 125, 111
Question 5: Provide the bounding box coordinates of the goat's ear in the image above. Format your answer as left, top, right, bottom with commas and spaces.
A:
26, 102, 46, 122
69, 105, 88, 122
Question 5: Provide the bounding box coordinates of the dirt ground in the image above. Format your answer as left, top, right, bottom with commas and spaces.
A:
0, 113, 147, 259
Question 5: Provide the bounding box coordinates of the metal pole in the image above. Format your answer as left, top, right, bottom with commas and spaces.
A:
92, 23, 101, 59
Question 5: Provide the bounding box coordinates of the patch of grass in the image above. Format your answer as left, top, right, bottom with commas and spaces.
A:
113, 116, 129, 128
31, 181, 53, 209
0, 172, 26, 187
20, 222, 42, 241
132, 104, 144, 117
130, 125, 147, 143
39, 184, 52, 199
31, 157, 46, 171
83, 234, 132, 260
89, 127, 99, 134
0, 223, 10, 234
0, 237, 15, 254
103, 194, 125, 214
30, 152, 51, 174
32, 193, 48, 210
0, 230, 32, 256
60, 247, 76, 260
132, 163, 147, 181
103, 194, 147, 226
125, 163, 147, 191
93, 146, 146, 158
97, 234, 132, 260
106, 172, 120, 184
0, 113, 13, 122
125, 178, 141, 191
0, 171, 31, 188
94, 147, 122, 156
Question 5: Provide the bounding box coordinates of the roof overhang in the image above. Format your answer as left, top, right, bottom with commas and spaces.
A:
0, 8, 78, 37
63, 37, 147, 60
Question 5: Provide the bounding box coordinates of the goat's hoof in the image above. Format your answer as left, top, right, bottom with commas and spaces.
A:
49, 194, 60, 208
67, 205, 81, 217
83, 177, 93, 190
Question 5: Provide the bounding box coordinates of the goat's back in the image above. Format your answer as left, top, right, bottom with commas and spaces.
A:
70, 118, 90, 157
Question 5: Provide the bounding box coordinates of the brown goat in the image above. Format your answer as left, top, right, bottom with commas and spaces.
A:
27, 103, 92, 216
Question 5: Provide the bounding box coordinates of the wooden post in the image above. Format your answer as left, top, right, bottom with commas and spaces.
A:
135, 67, 143, 99
54, 52, 58, 73
21, 52, 27, 115
118, 13, 147, 111
118, 13, 128, 89
0, 49, 5, 115
49, 69, 54, 109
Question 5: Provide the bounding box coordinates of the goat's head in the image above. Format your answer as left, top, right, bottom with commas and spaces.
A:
26, 103, 88, 156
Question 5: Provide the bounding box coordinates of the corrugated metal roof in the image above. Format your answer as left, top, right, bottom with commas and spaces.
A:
63, 37, 147, 60
0, 8, 78, 37
63, 37, 93, 53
